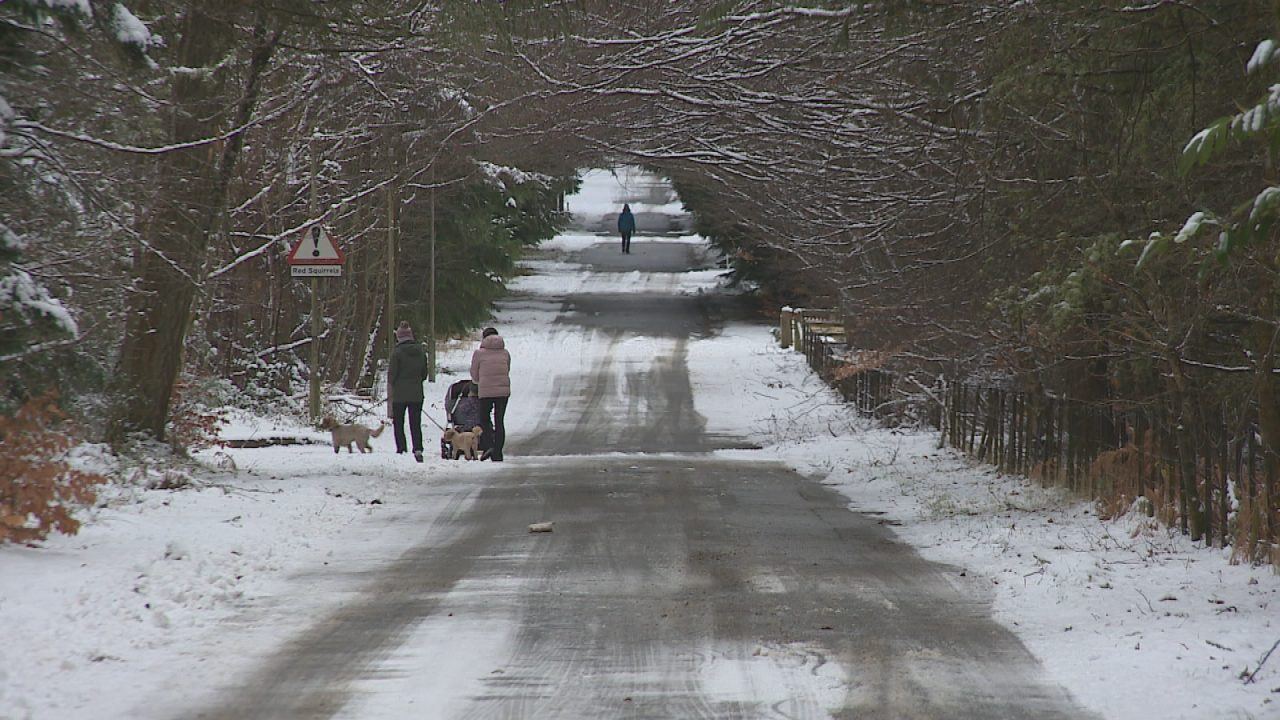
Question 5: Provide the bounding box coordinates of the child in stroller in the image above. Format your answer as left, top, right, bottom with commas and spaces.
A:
441, 379, 492, 460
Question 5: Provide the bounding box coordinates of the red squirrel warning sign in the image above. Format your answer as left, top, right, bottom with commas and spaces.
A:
287, 226, 345, 276
288, 226, 344, 264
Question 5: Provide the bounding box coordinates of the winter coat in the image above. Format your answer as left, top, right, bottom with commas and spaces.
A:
388, 339, 428, 403
470, 334, 511, 398
617, 209, 636, 234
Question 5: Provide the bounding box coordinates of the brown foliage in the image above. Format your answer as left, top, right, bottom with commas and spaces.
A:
831, 350, 895, 381
1090, 437, 1151, 521
0, 393, 106, 544
166, 381, 226, 454
1232, 473, 1277, 567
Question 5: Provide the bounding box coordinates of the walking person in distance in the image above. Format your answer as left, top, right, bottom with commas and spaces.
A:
388, 320, 428, 462
618, 203, 636, 254
470, 326, 511, 461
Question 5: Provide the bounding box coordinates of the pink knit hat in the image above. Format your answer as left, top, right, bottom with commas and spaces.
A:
394, 321, 413, 342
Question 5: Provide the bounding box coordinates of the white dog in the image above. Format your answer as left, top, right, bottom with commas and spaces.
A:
319, 416, 384, 454
443, 425, 484, 460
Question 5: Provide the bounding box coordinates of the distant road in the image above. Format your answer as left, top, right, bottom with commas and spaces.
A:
566, 208, 695, 235
564, 169, 695, 235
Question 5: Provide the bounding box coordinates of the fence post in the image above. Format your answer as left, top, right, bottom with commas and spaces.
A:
780, 307, 795, 349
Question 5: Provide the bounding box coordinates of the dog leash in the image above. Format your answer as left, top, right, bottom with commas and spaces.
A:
380, 390, 450, 431
422, 408, 448, 432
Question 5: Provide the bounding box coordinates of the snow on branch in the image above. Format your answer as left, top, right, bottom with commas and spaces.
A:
14, 78, 312, 155
111, 3, 152, 47
43, 0, 91, 16
210, 175, 396, 279
476, 161, 551, 190
723, 6, 861, 24
1248, 39, 1279, 75
0, 266, 79, 337
0, 334, 82, 364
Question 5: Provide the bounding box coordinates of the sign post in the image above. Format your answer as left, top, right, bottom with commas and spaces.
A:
287, 226, 345, 421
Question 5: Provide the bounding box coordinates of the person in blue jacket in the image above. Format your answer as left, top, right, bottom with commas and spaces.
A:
617, 204, 636, 254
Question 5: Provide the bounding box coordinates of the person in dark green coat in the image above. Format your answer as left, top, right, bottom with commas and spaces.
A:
388, 321, 429, 461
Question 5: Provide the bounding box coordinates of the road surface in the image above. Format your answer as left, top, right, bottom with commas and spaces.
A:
188, 240, 1095, 720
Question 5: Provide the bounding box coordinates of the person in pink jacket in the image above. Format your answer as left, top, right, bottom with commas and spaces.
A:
470, 326, 511, 461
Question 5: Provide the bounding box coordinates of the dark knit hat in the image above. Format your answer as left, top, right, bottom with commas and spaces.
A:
482, 327, 499, 338
395, 321, 413, 342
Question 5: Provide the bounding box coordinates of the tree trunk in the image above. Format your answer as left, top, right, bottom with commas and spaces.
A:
106, 7, 275, 445
1166, 350, 1206, 541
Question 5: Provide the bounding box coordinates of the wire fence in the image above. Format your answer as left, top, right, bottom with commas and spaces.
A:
781, 308, 1279, 564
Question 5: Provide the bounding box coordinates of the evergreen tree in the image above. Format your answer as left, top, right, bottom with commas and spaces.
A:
397, 167, 573, 339
0, 0, 134, 411
0, 221, 80, 410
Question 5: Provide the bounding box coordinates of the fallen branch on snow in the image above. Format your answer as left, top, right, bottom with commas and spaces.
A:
1241, 637, 1280, 685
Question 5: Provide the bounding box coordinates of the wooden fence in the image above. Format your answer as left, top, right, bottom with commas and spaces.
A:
942, 383, 1274, 555
781, 308, 891, 417
782, 307, 1278, 563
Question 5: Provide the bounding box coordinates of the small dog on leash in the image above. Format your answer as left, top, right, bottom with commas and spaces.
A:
319, 416, 385, 454
443, 426, 484, 460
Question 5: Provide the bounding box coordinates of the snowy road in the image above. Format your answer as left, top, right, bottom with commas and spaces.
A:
185, 240, 1096, 719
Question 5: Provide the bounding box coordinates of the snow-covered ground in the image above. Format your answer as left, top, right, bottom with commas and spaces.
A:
1, 172, 1277, 719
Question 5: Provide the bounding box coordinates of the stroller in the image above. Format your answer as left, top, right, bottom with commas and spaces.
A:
441, 379, 491, 460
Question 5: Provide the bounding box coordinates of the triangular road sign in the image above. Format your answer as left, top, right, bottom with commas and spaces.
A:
287, 226, 345, 265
